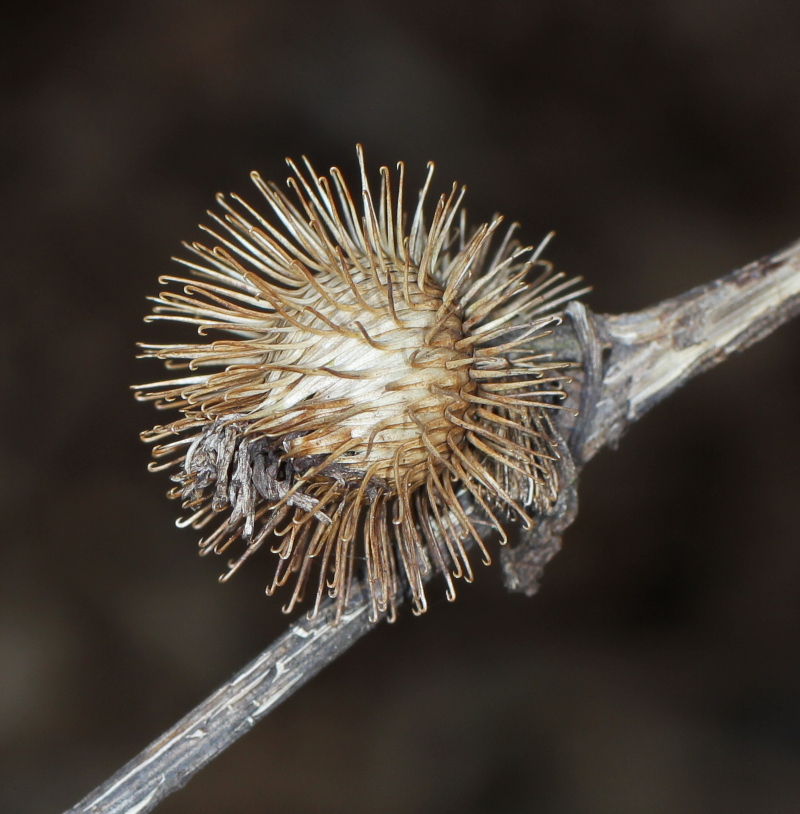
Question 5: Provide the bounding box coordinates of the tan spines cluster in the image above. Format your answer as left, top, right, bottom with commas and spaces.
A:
136, 147, 588, 621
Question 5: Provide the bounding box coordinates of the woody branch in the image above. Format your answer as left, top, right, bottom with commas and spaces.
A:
65, 238, 800, 814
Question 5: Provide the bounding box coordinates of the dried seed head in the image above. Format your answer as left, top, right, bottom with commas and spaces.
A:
135, 146, 588, 621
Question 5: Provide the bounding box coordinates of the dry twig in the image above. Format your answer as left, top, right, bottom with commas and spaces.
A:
65, 239, 800, 814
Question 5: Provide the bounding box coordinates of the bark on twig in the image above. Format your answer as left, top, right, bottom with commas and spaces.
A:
65, 238, 800, 814
583, 240, 800, 461
66, 594, 378, 814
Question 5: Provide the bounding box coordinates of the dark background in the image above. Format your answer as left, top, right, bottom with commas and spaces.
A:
3, 1, 800, 812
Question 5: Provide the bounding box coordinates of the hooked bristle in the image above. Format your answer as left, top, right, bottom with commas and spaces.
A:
135, 146, 589, 622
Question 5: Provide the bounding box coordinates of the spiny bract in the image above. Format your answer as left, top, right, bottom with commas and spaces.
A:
135, 147, 587, 622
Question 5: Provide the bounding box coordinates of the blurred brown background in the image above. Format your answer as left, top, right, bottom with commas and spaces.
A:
3, 1, 800, 812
